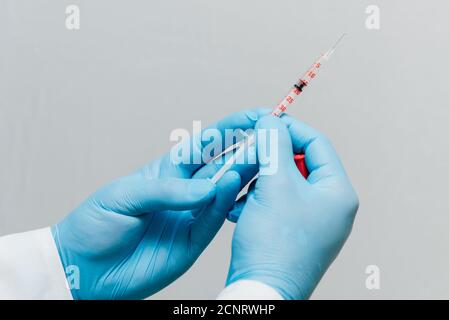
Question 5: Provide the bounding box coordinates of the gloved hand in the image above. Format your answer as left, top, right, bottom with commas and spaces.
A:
52, 109, 267, 300
226, 115, 359, 300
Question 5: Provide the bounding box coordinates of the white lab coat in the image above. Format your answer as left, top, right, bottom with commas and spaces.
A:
0, 228, 283, 300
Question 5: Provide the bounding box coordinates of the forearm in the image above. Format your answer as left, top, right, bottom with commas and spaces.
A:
217, 280, 284, 300
0, 228, 72, 299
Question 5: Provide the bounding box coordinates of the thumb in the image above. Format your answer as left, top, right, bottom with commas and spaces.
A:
93, 175, 216, 215
190, 170, 241, 253
255, 115, 298, 178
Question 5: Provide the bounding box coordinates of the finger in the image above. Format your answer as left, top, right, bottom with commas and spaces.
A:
93, 175, 216, 216
227, 199, 246, 223
255, 115, 304, 181
227, 178, 257, 223
164, 108, 271, 177
190, 171, 241, 252
280, 114, 347, 184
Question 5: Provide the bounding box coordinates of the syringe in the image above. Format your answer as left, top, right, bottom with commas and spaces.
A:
210, 34, 346, 184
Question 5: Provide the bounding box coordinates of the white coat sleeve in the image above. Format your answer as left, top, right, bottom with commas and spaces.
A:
0, 227, 73, 300
217, 280, 284, 300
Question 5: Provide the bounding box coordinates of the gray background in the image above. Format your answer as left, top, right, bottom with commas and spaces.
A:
1, 0, 448, 299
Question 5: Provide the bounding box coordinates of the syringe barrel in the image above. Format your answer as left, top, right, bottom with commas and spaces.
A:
272, 85, 303, 117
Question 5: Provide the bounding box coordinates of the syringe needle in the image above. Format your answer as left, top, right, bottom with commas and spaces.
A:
324, 33, 347, 60
331, 33, 347, 50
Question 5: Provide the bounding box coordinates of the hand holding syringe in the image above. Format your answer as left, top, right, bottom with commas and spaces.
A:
210, 34, 346, 184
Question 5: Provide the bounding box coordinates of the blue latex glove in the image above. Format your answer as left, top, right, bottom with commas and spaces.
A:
226, 115, 359, 300
52, 109, 267, 300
